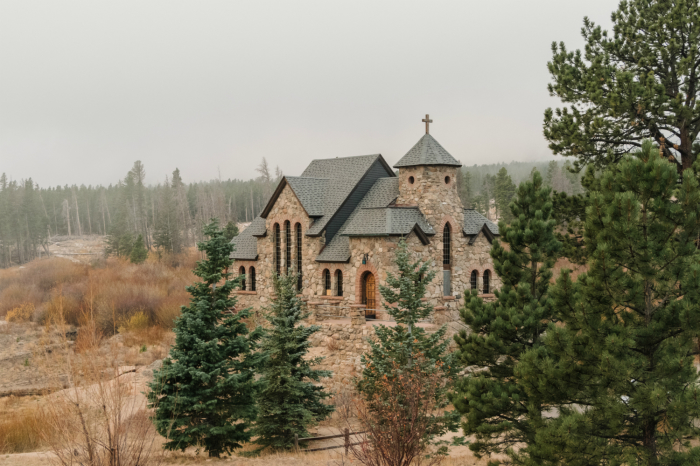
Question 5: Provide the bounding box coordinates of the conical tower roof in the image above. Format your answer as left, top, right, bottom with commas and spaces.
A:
393, 133, 462, 168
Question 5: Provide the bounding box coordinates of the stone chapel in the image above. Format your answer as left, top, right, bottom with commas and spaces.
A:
231, 117, 499, 324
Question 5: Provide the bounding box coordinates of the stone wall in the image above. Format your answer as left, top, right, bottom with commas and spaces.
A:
308, 320, 373, 394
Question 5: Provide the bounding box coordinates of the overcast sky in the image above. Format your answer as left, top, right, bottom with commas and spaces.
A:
0, 1, 617, 187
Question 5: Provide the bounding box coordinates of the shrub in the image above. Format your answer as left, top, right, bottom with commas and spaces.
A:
6, 303, 34, 323
118, 311, 150, 334
349, 359, 449, 466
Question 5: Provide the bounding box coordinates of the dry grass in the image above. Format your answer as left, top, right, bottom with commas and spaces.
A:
0, 250, 198, 334
0, 406, 52, 453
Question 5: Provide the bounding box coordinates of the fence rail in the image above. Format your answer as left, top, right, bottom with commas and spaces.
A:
294, 428, 366, 453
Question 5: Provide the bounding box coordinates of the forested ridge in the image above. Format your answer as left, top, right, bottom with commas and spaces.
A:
0, 157, 579, 268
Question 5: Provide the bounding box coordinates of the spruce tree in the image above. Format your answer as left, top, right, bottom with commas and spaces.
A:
254, 272, 333, 451
129, 234, 148, 264
357, 239, 459, 442
147, 220, 261, 458
519, 141, 700, 465
450, 171, 561, 465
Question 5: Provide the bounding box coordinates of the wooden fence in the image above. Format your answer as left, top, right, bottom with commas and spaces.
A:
294, 428, 365, 453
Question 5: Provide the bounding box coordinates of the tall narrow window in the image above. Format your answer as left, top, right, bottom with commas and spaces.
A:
335, 270, 343, 297
323, 269, 331, 295
470, 270, 478, 290
296, 223, 302, 291
443, 223, 451, 268
239, 266, 246, 291
274, 223, 281, 276
362, 272, 376, 319
483, 270, 491, 294
284, 220, 291, 273
249, 266, 256, 291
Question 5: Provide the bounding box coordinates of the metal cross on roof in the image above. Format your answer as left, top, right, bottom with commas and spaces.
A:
422, 114, 433, 134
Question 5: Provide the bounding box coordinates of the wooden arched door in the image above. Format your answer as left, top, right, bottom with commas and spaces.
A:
362, 272, 376, 319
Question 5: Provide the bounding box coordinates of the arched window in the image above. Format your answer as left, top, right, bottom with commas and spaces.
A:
323, 269, 331, 295
335, 270, 343, 297
296, 223, 302, 291
284, 220, 291, 273
274, 223, 281, 276
239, 266, 246, 291
362, 272, 376, 319
249, 266, 256, 292
470, 270, 478, 290
483, 270, 491, 294
443, 223, 451, 268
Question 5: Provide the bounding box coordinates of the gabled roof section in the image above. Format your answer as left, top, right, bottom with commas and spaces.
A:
343, 207, 435, 238
317, 177, 432, 262
463, 209, 499, 237
316, 176, 398, 262
394, 134, 462, 168
304, 154, 394, 236
260, 154, 395, 233
285, 177, 328, 217
230, 216, 266, 260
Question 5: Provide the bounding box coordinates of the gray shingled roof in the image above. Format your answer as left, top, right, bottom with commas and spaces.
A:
343, 207, 435, 236
230, 216, 266, 260
316, 177, 399, 262
463, 209, 499, 236
285, 177, 328, 217
317, 177, 438, 262
394, 134, 462, 168
302, 154, 390, 236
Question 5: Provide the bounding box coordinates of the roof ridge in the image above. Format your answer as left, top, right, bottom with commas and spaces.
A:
308, 153, 382, 163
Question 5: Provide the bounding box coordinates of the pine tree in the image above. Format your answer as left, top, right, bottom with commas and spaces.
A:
129, 234, 147, 264
357, 240, 459, 442
494, 167, 516, 223
544, 0, 700, 172
254, 272, 333, 451
147, 220, 261, 458
519, 141, 700, 465
451, 171, 562, 464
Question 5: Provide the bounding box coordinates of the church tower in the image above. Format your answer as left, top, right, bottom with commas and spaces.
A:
394, 115, 464, 228
394, 115, 464, 296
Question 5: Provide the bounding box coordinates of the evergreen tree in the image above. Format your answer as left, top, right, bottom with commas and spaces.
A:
544, 0, 700, 172
460, 170, 474, 208
105, 182, 134, 258
147, 220, 261, 457
254, 272, 333, 451
153, 177, 181, 254
357, 240, 459, 443
223, 221, 239, 242
494, 167, 516, 223
451, 171, 561, 465
519, 141, 700, 465
129, 234, 147, 264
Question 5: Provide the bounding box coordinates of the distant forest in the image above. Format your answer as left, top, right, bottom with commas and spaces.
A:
0, 157, 580, 268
